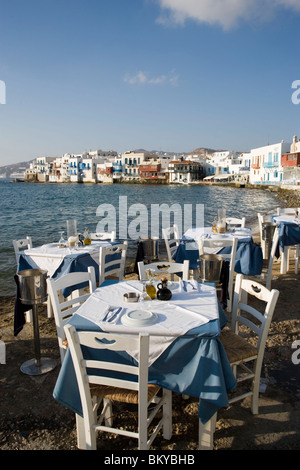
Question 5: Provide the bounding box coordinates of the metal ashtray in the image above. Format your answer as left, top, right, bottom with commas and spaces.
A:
124, 292, 140, 302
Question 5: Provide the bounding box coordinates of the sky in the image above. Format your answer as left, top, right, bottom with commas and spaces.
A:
1, 0, 300, 166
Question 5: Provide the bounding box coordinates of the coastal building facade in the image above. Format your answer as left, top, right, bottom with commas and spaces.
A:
281, 136, 300, 184
249, 141, 291, 185
21, 135, 300, 186
168, 160, 203, 183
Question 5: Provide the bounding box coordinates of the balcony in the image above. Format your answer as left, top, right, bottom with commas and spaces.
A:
262, 161, 279, 168
251, 163, 260, 169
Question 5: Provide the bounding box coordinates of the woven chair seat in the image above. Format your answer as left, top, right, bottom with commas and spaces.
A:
90, 383, 160, 404
220, 329, 258, 363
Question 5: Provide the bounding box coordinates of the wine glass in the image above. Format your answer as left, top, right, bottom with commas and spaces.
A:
58, 231, 66, 247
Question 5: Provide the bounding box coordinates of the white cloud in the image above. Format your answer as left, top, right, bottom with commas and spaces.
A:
156, 0, 300, 30
124, 70, 178, 86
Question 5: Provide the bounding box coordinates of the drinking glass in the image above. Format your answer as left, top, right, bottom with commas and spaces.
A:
67, 220, 77, 239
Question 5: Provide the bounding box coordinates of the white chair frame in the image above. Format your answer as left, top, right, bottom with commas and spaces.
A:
263, 226, 279, 291
162, 225, 180, 262
276, 207, 300, 274
198, 236, 238, 313
99, 241, 128, 285
227, 274, 279, 412
257, 213, 269, 259
90, 231, 116, 242
46, 267, 96, 364
64, 325, 172, 450
13, 236, 33, 263
200, 274, 279, 449
137, 260, 190, 282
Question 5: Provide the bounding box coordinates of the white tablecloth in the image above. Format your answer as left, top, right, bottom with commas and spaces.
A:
22, 241, 112, 277
75, 280, 219, 365
183, 226, 251, 254
273, 215, 300, 225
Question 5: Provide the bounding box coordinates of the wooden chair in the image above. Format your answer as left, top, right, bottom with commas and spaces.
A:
13, 236, 33, 264
226, 217, 246, 228
262, 226, 279, 290
90, 231, 116, 242
162, 225, 180, 262
257, 213, 269, 259
199, 274, 279, 450
46, 267, 96, 364
99, 241, 128, 285
220, 274, 279, 414
198, 236, 238, 313
64, 326, 172, 450
276, 207, 300, 274
137, 260, 190, 282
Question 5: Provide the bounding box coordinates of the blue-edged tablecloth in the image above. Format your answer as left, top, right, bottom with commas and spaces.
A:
53, 284, 236, 425
17, 241, 120, 298
271, 216, 300, 252
174, 235, 263, 276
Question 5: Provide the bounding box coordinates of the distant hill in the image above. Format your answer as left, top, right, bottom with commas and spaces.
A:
0, 160, 34, 178
188, 148, 218, 155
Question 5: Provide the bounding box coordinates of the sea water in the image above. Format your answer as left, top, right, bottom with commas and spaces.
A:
0, 179, 281, 296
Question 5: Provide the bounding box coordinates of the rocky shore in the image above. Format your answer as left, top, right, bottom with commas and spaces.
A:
1, 189, 300, 451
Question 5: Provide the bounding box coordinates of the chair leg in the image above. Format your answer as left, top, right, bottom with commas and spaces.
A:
76, 396, 98, 450
138, 398, 148, 450
103, 398, 113, 427
76, 413, 87, 449
251, 372, 260, 415
295, 246, 299, 275
198, 413, 217, 450
162, 389, 172, 440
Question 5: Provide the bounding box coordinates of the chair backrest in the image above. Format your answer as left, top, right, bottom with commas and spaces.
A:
265, 226, 279, 290
137, 260, 190, 281
64, 325, 150, 422
198, 236, 238, 312
13, 236, 33, 263
162, 225, 180, 262
46, 267, 96, 363
99, 241, 128, 285
90, 231, 116, 241
231, 274, 279, 364
276, 207, 300, 216
226, 217, 246, 228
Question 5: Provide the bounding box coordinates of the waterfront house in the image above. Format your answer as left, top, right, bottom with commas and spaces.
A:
24, 156, 56, 182
121, 151, 157, 181
281, 135, 300, 184
168, 159, 203, 183
139, 160, 169, 182
249, 141, 291, 185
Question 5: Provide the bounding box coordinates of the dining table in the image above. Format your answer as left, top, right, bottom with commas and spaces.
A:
53, 278, 237, 449
173, 226, 263, 277
271, 214, 300, 274
17, 240, 119, 297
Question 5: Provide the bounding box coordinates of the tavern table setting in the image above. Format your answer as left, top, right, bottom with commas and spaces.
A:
53, 278, 237, 450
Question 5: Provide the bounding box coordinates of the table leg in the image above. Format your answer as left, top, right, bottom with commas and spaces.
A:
198, 413, 217, 450
47, 296, 53, 318
280, 247, 288, 274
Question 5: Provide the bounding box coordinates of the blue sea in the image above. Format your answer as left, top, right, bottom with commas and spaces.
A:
0, 179, 281, 296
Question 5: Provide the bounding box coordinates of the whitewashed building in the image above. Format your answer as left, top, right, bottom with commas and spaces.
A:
249, 141, 291, 185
